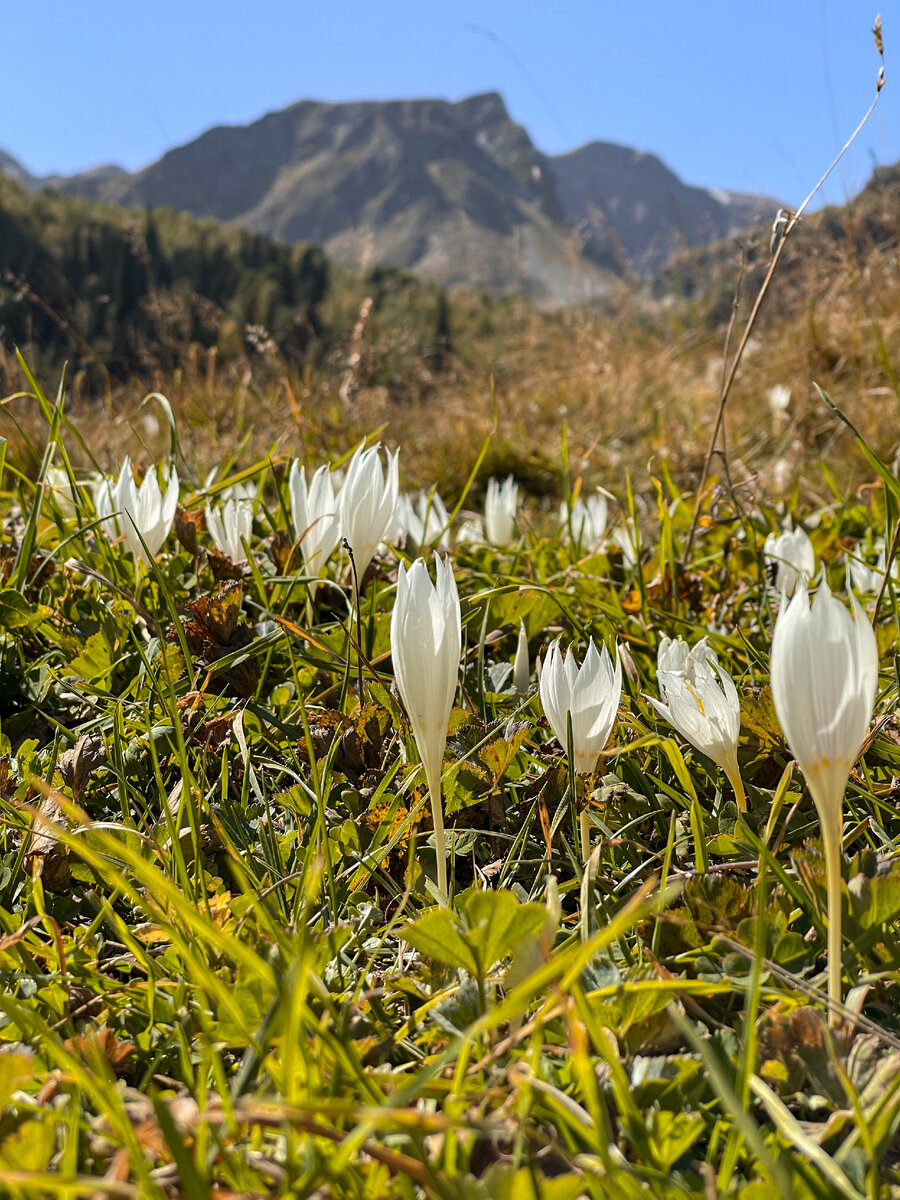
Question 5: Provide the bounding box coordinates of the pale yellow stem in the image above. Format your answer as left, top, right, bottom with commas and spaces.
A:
724, 763, 747, 813
579, 809, 591, 865
424, 759, 448, 903
820, 807, 844, 1026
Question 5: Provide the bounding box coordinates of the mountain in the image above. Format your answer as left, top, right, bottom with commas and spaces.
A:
2, 94, 780, 303
0, 149, 38, 190
547, 141, 777, 275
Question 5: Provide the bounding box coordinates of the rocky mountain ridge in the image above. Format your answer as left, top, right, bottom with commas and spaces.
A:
2, 92, 780, 304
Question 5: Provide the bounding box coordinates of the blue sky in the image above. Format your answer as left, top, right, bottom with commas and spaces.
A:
3, 1, 892, 206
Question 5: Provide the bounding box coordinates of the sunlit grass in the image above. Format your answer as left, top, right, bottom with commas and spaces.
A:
2, 352, 900, 1195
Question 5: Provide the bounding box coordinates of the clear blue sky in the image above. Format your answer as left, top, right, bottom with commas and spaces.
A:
3, 1, 893, 206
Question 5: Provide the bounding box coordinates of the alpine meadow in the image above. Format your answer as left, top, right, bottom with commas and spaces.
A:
6, 16, 900, 1200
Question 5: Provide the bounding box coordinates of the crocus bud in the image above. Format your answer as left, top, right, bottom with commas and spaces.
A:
339, 444, 400, 581
289, 461, 341, 582
647, 636, 745, 810
513, 620, 530, 694
206, 499, 253, 564
770, 575, 878, 1021
390, 555, 462, 900
95, 458, 179, 564
484, 476, 518, 545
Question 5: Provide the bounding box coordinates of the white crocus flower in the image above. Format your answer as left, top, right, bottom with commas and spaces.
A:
44, 466, 79, 521
770, 575, 878, 1023
539, 636, 622, 862
764, 527, 815, 595
648, 636, 745, 811
848, 542, 899, 596
95, 458, 179, 564
609, 518, 640, 568
206, 499, 252, 564
562, 491, 609, 547
456, 516, 485, 544
771, 458, 793, 494
390, 555, 462, 900
484, 475, 518, 545
395, 490, 450, 552
288, 462, 341, 584
539, 638, 621, 777
338, 444, 400, 581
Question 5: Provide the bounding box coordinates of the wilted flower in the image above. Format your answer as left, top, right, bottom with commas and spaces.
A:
562, 491, 609, 547
394, 490, 450, 552
206, 499, 253, 564
390, 555, 461, 900
95, 458, 179, 564
771, 576, 878, 1021
764, 527, 815, 595
647, 637, 745, 810
288, 462, 341, 583
339, 444, 400, 580
484, 476, 518, 545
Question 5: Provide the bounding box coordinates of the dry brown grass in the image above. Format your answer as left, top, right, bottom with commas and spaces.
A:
4, 200, 900, 510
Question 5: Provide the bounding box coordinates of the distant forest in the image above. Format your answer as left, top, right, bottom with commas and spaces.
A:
0, 175, 458, 389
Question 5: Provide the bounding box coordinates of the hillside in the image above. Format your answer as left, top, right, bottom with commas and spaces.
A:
0, 173, 467, 392
2, 93, 779, 303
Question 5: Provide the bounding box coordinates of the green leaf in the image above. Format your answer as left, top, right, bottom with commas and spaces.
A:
489, 589, 558, 639
0, 1116, 56, 1171
67, 629, 114, 685
479, 1164, 585, 1200
403, 908, 477, 974
0, 1053, 33, 1110
0, 588, 52, 631
463, 890, 545, 975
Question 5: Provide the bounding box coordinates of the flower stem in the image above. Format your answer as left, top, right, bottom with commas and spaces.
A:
821, 813, 844, 1026
725, 764, 747, 813
424, 761, 448, 903
579, 809, 591, 865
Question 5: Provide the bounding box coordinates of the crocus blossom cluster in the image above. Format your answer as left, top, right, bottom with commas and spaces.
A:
95, 458, 179, 564
393, 490, 451, 552
287, 444, 399, 585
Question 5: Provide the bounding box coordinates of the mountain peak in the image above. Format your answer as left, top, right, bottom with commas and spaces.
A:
14, 93, 779, 302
